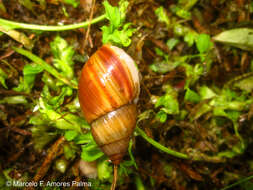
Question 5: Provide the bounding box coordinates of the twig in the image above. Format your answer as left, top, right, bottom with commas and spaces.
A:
141, 80, 152, 98
84, 0, 96, 48
0, 89, 36, 97
9, 127, 32, 136
213, 43, 222, 64
149, 38, 171, 54
7, 142, 33, 163
32, 136, 65, 182
0, 48, 15, 60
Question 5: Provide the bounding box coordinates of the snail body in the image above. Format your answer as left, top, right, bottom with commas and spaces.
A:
78, 44, 140, 165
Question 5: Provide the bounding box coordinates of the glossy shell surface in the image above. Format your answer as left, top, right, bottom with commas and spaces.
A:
78, 45, 139, 123
91, 104, 137, 164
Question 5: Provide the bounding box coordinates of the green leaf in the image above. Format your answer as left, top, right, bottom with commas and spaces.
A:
150, 60, 180, 74
179, 0, 199, 10
137, 110, 154, 123
155, 6, 169, 25
184, 32, 197, 47
29, 114, 47, 125
19, 0, 35, 12
101, 1, 135, 47
226, 110, 240, 122
106, 23, 135, 46
162, 106, 179, 115
81, 142, 104, 162
0, 96, 27, 104
213, 107, 227, 117
50, 36, 75, 79
156, 110, 167, 123
13, 64, 43, 93
155, 94, 179, 115
155, 47, 165, 56
227, 101, 248, 111
209, 88, 250, 112
42, 86, 73, 108
31, 125, 57, 150
190, 104, 212, 121
118, 160, 134, 178
199, 86, 217, 100
134, 175, 145, 190
182, 63, 203, 88
54, 113, 84, 131
38, 97, 87, 132
23, 63, 44, 75
63, 0, 79, 8
222, 88, 239, 101
103, 0, 121, 29
0, 26, 33, 49
41, 72, 59, 91
0, 67, 8, 89
119, 0, 129, 21
63, 143, 78, 160
166, 38, 179, 50
97, 157, 112, 181
150, 50, 184, 74
102, 23, 135, 47
74, 132, 93, 144
177, 9, 191, 19
65, 97, 81, 113
184, 88, 201, 103
64, 130, 79, 141
101, 25, 111, 43
196, 34, 212, 53
12, 47, 77, 89
213, 28, 253, 51
174, 24, 185, 36
170, 5, 191, 19
233, 75, 253, 92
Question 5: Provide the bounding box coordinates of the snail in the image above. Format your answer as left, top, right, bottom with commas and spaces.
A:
78, 44, 140, 190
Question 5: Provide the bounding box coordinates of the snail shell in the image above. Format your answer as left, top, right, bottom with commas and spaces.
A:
78, 45, 140, 165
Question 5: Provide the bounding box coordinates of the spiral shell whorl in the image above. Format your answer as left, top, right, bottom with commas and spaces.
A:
91, 104, 137, 164
78, 45, 139, 164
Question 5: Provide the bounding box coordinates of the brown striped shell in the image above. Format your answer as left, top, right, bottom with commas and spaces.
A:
78, 44, 140, 164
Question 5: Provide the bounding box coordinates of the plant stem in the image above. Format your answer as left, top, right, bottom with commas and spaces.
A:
12, 47, 77, 89
220, 175, 253, 190
0, 14, 106, 31
128, 139, 138, 169
136, 127, 189, 159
